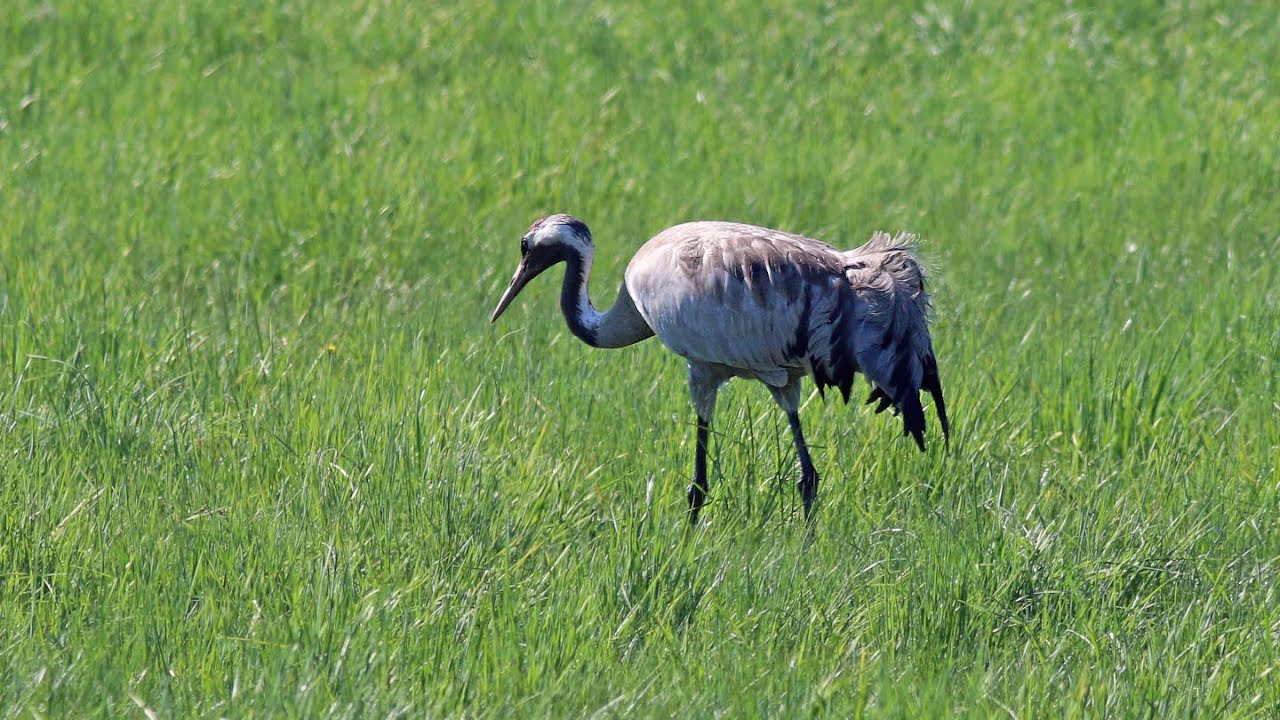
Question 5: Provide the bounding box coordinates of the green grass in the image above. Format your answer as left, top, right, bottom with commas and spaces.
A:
2, 0, 1279, 716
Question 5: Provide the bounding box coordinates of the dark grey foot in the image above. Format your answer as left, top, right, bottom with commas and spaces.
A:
798, 469, 819, 521
687, 480, 707, 525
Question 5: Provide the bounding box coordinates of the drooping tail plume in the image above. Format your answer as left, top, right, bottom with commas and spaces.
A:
814, 231, 949, 450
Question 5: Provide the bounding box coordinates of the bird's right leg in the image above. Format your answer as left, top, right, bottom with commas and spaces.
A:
786, 412, 820, 521
687, 363, 724, 525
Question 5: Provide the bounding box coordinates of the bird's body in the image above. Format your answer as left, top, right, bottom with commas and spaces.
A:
491, 214, 948, 522
627, 222, 834, 386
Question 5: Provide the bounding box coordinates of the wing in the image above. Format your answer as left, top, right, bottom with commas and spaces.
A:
624, 222, 846, 382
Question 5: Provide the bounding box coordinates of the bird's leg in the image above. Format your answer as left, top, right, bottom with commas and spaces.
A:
768, 377, 820, 522
786, 411, 820, 521
687, 414, 711, 524
686, 363, 723, 525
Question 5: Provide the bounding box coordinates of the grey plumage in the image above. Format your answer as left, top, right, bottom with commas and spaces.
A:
491, 214, 949, 523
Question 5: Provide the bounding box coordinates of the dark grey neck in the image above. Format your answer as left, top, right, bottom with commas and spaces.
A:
555, 245, 654, 350
560, 250, 600, 347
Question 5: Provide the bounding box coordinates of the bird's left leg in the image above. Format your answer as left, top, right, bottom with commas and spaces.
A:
769, 377, 821, 521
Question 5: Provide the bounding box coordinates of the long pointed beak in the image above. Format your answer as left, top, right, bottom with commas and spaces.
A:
490, 260, 533, 323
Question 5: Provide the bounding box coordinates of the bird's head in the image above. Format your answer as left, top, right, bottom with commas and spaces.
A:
490, 214, 593, 323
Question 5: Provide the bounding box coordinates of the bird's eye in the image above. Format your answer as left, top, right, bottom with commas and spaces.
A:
520, 237, 529, 255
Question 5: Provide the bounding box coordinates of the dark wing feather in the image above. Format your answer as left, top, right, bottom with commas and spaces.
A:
813, 232, 949, 451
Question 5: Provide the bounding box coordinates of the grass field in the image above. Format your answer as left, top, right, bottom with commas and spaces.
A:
2, 0, 1279, 716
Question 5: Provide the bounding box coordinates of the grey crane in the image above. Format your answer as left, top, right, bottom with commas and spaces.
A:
490, 214, 949, 523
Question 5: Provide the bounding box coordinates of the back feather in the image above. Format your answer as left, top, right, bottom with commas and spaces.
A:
808, 232, 949, 451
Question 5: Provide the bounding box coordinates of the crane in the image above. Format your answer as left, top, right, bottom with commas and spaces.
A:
490, 214, 949, 523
